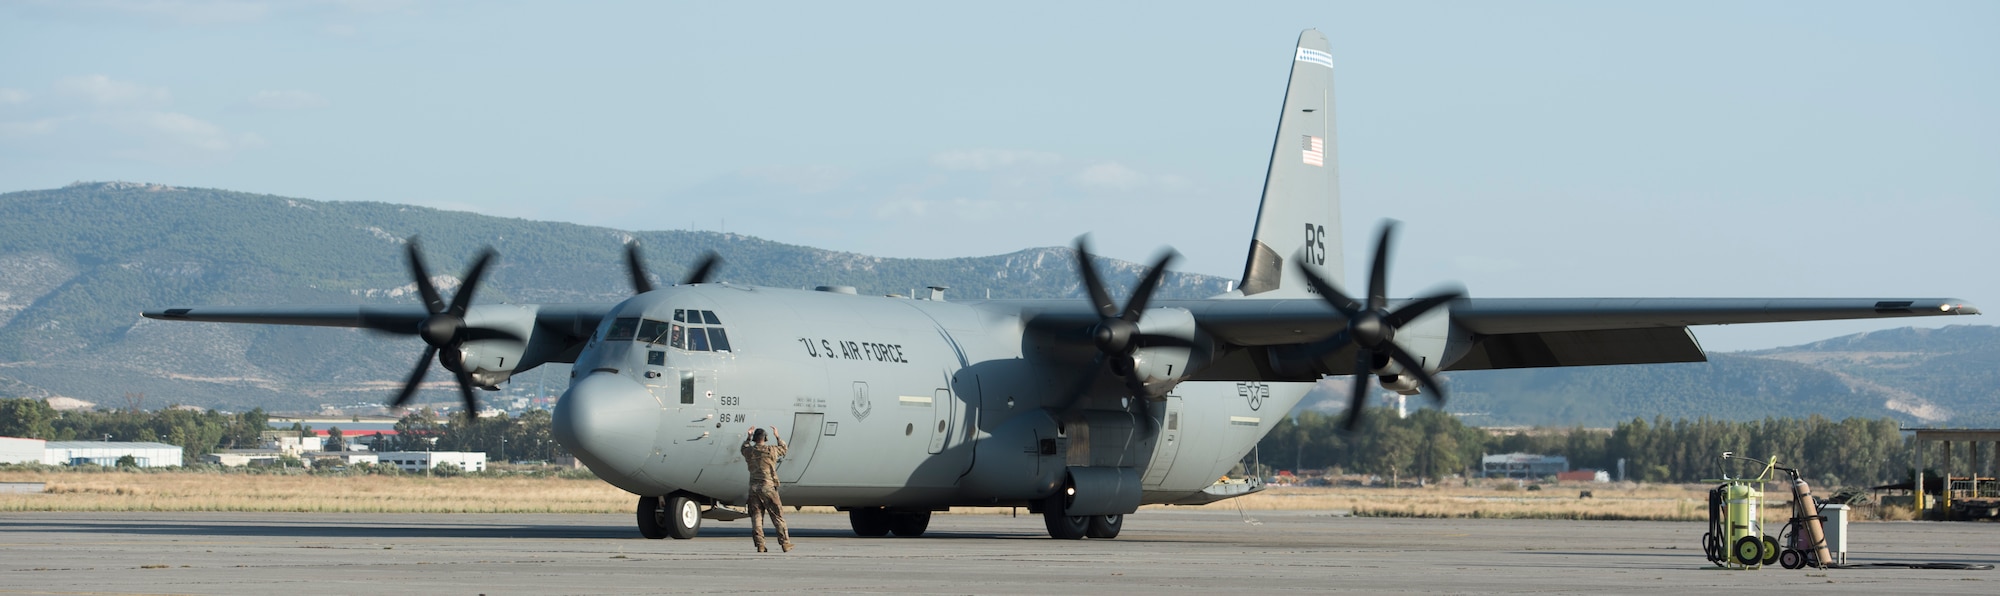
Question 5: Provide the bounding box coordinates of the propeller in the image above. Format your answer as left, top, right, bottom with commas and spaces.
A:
1071, 236, 1179, 397
388, 238, 521, 420
623, 241, 722, 294
1293, 221, 1463, 431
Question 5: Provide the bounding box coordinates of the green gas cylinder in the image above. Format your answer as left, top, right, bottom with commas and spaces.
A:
1726, 482, 1764, 566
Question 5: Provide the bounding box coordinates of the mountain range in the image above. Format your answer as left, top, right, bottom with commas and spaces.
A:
1, 182, 1990, 427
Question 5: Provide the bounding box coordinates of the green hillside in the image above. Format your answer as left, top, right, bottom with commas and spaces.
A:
0, 182, 1229, 412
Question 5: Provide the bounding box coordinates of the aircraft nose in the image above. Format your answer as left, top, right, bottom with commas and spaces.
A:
553, 372, 660, 478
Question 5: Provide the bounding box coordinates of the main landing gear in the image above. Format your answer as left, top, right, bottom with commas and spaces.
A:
847, 507, 932, 537
637, 494, 701, 539
1041, 495, 1123, 540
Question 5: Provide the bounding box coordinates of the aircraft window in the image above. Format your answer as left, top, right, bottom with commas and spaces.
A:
647, 350, 665, 366
637, 319, 672, 344
688, 327, 711, 351
707, 328, 731, 352
606, 317, 640, 341
701, 310, 721, 325
679, 371, 694, 404
669, 324, 684, 349
672, 309, 685, 322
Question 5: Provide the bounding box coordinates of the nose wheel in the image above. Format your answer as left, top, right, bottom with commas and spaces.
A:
637, 494, 702, 540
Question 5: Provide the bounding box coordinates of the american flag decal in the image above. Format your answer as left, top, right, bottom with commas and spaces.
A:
1302, 135, 1324, 167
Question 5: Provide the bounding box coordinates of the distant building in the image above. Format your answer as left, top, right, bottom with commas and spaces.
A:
377, 451, 486, 473
205, 449, 286, 467
311, 451, 380, 466
1, 437, 46, 464
1481, 453, 1569, 479
42, 441, 183, 468
258, 431, 324, 456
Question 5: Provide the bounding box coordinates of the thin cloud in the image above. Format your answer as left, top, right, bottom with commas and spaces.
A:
929, 149, 1061, 171
247, 89, 330, 110
53, 75, 171, 107
0, 88, 28, 105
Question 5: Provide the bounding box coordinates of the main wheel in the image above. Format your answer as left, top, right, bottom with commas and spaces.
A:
1086, 514, 1123, 539
637, 496, 668, 539
1043, 496, 1088, 540
663, 494, 701, 539
1760, 535, 1780, 566
849, 507, 891, 537
1732, 536, 1763, 565
888, 511, 932, 537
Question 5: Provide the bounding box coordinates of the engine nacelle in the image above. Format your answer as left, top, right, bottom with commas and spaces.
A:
1125, 307, 1216, 398
456, 304, 545, 389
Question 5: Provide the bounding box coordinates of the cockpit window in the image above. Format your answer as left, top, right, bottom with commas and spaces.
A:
637, 319, 672, 344
662, 309, 731, 352
606, 317, 640, 341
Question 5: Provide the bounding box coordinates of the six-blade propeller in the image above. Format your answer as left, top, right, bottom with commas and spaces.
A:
1071, 236, 1180, 398
1293, 221, 1463, 430
388, 238, 520, 420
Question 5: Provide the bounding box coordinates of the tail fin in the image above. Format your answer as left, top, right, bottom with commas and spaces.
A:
1237, 30, 1341, 298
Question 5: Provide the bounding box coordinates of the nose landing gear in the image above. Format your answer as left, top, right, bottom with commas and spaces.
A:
637, 494, 702, 539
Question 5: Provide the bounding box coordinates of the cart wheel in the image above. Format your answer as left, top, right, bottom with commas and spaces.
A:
1780, 549, 1804, 570
1733, 536, 1763, 565
1803, 548, 1821, 569
1760, 535, 1780, 566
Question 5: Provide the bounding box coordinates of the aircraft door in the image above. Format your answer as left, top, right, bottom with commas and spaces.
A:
1142, 395, 1183, 487
778, 412, 824, 484
927, 388, 953, 454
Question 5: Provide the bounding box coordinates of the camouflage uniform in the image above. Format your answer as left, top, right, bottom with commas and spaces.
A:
742, 433, 791, 552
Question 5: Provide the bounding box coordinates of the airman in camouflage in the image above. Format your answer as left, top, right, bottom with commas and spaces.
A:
742, 426, 792, 552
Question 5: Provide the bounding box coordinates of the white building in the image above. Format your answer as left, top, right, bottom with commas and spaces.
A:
258, 432, 325, 456
1, 437, 46, 464
1481, 453, 1569, 479
377, 451, 486, 473
42, 441, 184, 468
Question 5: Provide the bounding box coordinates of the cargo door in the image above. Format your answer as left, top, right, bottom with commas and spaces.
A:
778, 412, 824, 484
1142, 395, 1183, 487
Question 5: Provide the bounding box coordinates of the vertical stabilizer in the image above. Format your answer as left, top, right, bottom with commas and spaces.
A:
1237, 30, 1341, 298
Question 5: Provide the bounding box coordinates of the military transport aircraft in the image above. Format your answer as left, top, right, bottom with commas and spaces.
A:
145, 30, 1977, 541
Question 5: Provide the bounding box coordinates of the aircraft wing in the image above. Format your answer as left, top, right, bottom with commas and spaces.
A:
1155, 296, 1978, 377
145, 305, 434, 333
142, 303, 616, 351
1443, 297, 1978, 370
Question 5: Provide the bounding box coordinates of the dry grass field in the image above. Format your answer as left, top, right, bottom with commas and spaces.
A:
6, 469, 1892, 522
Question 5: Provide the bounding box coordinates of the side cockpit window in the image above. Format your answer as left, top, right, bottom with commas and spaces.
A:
605, 317, 641, 341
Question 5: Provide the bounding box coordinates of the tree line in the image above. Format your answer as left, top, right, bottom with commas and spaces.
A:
1257, 408, 1918, 488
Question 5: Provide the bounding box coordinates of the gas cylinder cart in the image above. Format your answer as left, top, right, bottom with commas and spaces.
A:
1701, 452, 1782, 569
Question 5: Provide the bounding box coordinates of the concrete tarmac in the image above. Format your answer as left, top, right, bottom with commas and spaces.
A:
2, 510, 1996, 594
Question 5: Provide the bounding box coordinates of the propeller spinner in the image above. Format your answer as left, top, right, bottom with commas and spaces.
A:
1294, 221, 1464, 431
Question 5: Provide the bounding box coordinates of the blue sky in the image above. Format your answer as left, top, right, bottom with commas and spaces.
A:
1, 1, 1993, 350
